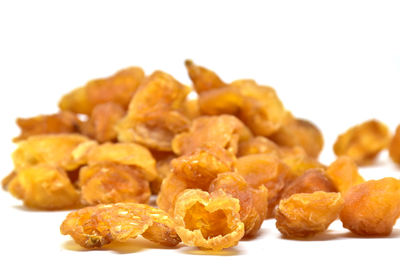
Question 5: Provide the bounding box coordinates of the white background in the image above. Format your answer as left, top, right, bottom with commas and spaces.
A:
1, 1, 400, 266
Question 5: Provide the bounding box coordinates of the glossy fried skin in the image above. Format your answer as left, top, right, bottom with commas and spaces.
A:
280, 150, 326, 178
237, 154, 289, 217
79, 163, 151, 205
60, 203, 180, 248
340, 178, 400, 236
333, 119, 391, 165
269, 114, 323, 158
238, 136, 281, 157
8, 165, 79, 210
209, 173, 268, 236
80, 102, 125, 143
172, 115, 252, 155
174, 189, 244, 251
389, 125, 400, 165
13, 111, 80, 142
281, 169, 337, 200
59, 67, 145, 114
184, 60, 226, 93
276, 192, 344, 238
12, 134, 93, 171
199, 86, 244, 116
326, 156, 364, 195
157, 146, 236, 214
116, 71, 190, 151
86, 142, 157, 180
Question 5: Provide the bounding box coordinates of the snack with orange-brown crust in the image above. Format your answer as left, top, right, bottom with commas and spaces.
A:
86, 142, 157, 180
237, 154, 289, 217
340, 177, 400, 236
12, 134, 94, 171
116, 71, 191, 151
79, 163, 151, 205
281, 169, 337, 200
209, 172, 268, 236
13, 111, 81, 142
59, 67, 145, 115
389, 125, 400, 165
174, 189, 244, 250
184, 60, 226, 93
333, 119, 391, 165
269, 113, 324, 158
80, 102, 125, 143
172, 115, 252, 155
60, 203, 180, 248
326, 156, 364, 195
8, 164, 79, 210
276, 192, 344, 238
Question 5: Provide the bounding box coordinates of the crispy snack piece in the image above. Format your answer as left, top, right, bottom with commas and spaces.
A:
199, 87, 243, 116
238, 136, 281, 157
79, 163, 151, 205
333, 119, 391, 165
157, 146, 236, 214
174, 189, 245, 251
269, 113, 324, 158
326, 156, 364, 195
59, 67, 145, 114
172, 115, 252, 155
87, 142, 157, 180
340, 177, 400, 236
13, 111, 80, 142
389, 125, 400, 165
8, 165, 79, 210
80, 102, 125, 143
180, 98, 200, 120
184, 60, 226, 93
116, 71, 190, 151
12, 134, 94, 171
2, 171, 17, 190
276, 192, 344, 238
237, 154, 289, 217
281, 169, 337, 200
280, 150, 325, 178
60, 203, 180, 248
209, 172, 268, 236
150, 151, 175, 194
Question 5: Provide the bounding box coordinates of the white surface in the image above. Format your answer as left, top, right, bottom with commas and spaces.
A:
1, 1, 400, 266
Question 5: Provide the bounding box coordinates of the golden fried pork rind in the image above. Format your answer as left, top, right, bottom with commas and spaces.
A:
172, 115, 252, 155
116, 71, 191, 151
174, 189, 244, 251
184, 60, 226, 93
276, 192, 344, 238
8, 164, 79, 210
333, 119, 391, 165
60, 203, 180, 248
59, 67, 145, 114
12, 134, 95, 171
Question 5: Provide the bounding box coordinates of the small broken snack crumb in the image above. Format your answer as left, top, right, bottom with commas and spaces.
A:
333, 119, 391, 165
174, 189, 244, 251
60, 203, 180, 248
276, 191, 344, 238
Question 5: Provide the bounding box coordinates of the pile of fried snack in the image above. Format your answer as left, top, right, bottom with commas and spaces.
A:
3, 60, 400, 251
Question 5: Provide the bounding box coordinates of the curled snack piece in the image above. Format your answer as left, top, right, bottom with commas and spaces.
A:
326, 156, 364, 195
8, 165, 79, 210
389, 125, 400, 165
269, 113, 324, 158
59, 67, 145, 114
12, 134, 93, 171
209, 172, 268, 236
276, 192, 344, 238
60, 203, 180, 248
80, 102, 125, 143
79, 163, 151, 205
13, 111, 80, 142
172, 115, 252, 155
340, 177, 400, 236
185, 60, 226, 93
117, 71, 190, 151
333, 119, 390, 165
87, 142, 157, 180
281, 169, 337, 200
174, 189, 244, 251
